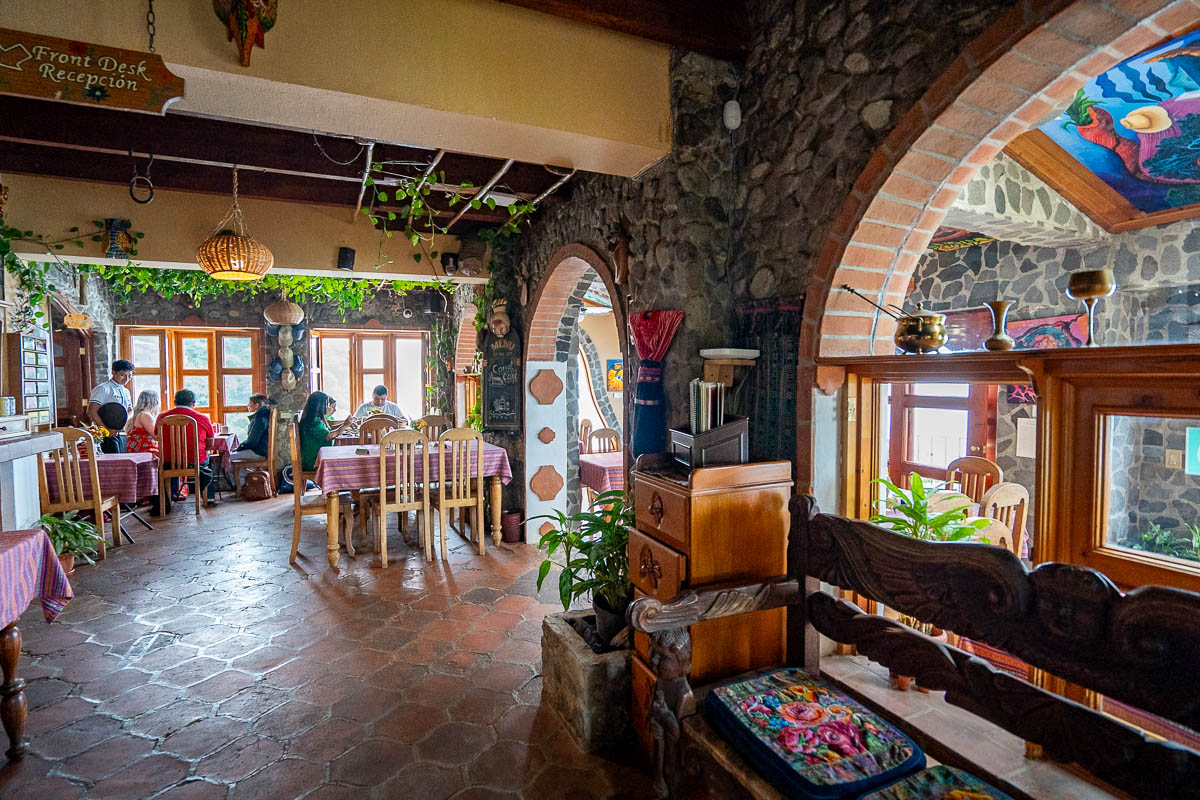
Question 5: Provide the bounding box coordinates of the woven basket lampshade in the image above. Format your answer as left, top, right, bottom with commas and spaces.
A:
196, 167, 274, 281
264, 298, 304, 325
196, 229, 273, 281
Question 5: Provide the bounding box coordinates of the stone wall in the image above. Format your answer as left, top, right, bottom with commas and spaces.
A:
1108, 416, 1200, 549
45, 262, 120, 386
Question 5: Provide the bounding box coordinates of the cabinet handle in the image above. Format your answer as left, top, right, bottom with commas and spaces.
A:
648, 492, 664, 525
639, 544, 662, 589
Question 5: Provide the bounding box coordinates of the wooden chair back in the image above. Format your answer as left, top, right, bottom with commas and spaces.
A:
945, 455, 1002, 503
630, 495, 1200, 800
979, 481, 1029, 557
579, 419, 593, 453
377, 429, 430, 565
264, 405, 279, 478
419, 414, 449, 441
288, 422, 315, 505
359, 415, 401, 445
37, 427, 115, 558
589, 427, 621, 454
156, 414, 201, 516
437, 428, 484, 506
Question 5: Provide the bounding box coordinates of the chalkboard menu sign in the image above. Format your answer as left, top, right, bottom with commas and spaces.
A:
482, 329, 521, 431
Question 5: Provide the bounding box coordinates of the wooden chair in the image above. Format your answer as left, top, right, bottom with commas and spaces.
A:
589, 427, 621, 454
156, 415, 202, 516
630, 495, 1200, 800
579, 419, 593, 454
287, 422, 349, 564
944, 455, 1002, 503
419, 414, 449, 441
978, 481, 1029, 558
37, 428, 121, 559
232, 406, 279, 496
362, 429, 430, 567
359, 415, 401, 445
430, 427, 485, 559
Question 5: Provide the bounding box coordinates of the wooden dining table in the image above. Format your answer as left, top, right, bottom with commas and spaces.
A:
578, 451, 625, 494
313, 441, 513, 568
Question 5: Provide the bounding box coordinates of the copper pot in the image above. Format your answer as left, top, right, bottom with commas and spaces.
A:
893, 307, 947, 354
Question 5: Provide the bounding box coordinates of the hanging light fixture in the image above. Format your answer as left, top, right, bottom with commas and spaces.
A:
196, 167, 273, 281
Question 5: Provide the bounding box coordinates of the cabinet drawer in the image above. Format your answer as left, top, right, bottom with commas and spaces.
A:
629, 527, 687, 600
0, 415, 32, 442
633, 478, 689, 551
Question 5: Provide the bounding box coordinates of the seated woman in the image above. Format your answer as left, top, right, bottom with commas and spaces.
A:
298, 391, 357, 472
125, 390, 160, 455
233, 394, 273, 459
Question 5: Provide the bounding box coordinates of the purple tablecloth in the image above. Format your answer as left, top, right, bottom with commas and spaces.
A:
579, 452, 625, 493
314, 442, 513, 494
210, 433, 240, 475
43, 452, 159, 504
0, 530, 72, 627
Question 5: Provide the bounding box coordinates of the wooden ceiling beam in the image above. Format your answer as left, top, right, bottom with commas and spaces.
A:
496, 0, 749, 60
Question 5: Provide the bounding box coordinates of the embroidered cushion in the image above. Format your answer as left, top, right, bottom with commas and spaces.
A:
859, 764, 1015, 799
705, 668, 925, 799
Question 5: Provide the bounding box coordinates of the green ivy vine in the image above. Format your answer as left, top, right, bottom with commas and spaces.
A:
74, 263, 454, 318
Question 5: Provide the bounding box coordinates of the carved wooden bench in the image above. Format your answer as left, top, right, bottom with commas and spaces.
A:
629, 494, 1200, 799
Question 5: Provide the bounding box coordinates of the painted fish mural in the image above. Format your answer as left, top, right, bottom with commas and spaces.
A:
1043, 30, 1200, 213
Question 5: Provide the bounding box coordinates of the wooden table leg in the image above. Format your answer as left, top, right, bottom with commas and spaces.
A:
326, 493, 341, 570
1, 622, 26, 761
490, 476, 503, 546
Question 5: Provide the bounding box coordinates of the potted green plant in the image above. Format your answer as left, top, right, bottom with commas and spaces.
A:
39, 512, 103, 574
533, 489, 634, 646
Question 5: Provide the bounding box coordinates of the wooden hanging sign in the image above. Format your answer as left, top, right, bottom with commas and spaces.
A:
0, 28, 184, 114
63, 313, 91, 330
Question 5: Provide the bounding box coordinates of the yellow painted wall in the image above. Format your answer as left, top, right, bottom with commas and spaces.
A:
1, 0, 671, 175
581, 311, 623, 428
3, 173, 464, 279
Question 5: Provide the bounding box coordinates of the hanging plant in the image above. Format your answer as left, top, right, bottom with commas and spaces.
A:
75, 262, 454, 318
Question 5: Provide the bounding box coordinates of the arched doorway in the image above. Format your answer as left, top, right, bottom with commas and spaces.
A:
524, 244, 627, 537
452, 306, 479, 426
797, 0, 1200, 487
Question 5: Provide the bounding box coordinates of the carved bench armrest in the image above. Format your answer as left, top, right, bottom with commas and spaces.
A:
629, 575, 800, 634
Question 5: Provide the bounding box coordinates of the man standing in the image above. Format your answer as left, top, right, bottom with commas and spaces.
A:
88, 359, 134, 453
353, 385, 409, 423
159, 389, 220, 508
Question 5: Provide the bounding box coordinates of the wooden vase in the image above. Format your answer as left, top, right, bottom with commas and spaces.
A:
984, 300, 1015, 351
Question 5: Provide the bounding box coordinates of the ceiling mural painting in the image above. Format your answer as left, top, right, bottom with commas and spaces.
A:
1042, 29, 1200, 215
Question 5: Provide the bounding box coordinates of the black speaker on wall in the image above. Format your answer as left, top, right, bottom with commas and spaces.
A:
336, 247, 355, 271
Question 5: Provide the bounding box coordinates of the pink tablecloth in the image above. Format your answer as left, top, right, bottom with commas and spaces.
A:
210, 433, 240, 475
0, 530, 72, 627
314, 442, 513, 494
579, 452, 625, 493
43, 452, 159, 504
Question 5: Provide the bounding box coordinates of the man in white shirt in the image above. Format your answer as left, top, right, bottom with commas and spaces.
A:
353, 385, 409, 422
88, 359, 134, 452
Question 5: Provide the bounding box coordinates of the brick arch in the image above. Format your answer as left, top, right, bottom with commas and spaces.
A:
453, 307, 477, 373
526, 243, 625, 364
795, 0, 1200, 488
804, 0, 1199, 361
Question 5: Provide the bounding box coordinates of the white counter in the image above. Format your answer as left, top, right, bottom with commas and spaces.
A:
0, 431, 62, 530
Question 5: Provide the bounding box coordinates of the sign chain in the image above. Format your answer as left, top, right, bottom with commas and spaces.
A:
146, 0, 157, 53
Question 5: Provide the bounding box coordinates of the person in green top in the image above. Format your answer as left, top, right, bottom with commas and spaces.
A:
298, 391, 357, 471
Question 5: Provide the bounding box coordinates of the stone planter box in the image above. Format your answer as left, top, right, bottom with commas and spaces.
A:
541, 610, 632, 753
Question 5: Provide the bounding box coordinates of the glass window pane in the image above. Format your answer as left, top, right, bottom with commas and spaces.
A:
361, 339, 384, 370
131, 374, 161, 405
182, 376, 210, 408
54, 366, 66, 408
911, 382, 970, 398
1105, 414, 1200, 565
222, 337, 253, 369
225, 413, 250, 442
320, 338, 351, 418
131, 335, 161, 368
394, 337, 424, 417
181, 338, 209, 369
362, 373, 385, 408
909, 407, 968, 469
223, 374, 253, 407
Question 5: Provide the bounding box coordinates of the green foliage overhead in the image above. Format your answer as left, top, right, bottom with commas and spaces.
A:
75, 263, 454, 317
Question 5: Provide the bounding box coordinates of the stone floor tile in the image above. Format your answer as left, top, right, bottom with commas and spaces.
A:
448, 688, 516, 725
128, 698, 212, 738
87, 753, 190, 800
29, 714, 122, 759
328, 738, 413, 786
195, 735, 284, 781
5, 774, 86, 800
449, 789, 520, 800
58, 733, 156, 782
190, 669, 257, 702
252, 699, 327, 739
373, 702, 448, 744
153, 778, 232, 800
160, 715, 252, 759
96, 682, 181, 718
230, 757, 325, 800
381, 760, 466, 800
466, 740, 545, 790
415, 721, 495, 765
286, 717, 368, 763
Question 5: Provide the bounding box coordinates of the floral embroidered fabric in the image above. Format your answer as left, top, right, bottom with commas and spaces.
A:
859, 765, 1015, 799
706, 668, 924, 799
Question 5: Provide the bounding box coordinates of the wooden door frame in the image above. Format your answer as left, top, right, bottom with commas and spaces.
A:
887, 383, 997, 487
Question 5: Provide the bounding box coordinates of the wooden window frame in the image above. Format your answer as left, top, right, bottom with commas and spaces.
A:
887, 383, 996, 487
312, 329, 428, 415
827, 344, 1200, 593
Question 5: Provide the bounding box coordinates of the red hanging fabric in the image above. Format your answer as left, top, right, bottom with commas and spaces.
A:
629, 310, 684, 362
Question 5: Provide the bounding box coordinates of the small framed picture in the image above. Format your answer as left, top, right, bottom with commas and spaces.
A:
606, 359, 623, 392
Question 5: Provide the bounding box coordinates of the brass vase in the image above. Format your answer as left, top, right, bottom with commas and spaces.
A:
1066, 269, 1116, 347
983, 301, 1014, 351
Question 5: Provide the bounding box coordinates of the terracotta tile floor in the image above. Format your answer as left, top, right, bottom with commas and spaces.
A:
0, 498, 651, 800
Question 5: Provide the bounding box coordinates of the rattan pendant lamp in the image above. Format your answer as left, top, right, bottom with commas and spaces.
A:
196, 167, 273, 281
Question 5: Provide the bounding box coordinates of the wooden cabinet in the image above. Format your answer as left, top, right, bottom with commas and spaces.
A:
628, 456, 792, 750
5, 330, 53, 427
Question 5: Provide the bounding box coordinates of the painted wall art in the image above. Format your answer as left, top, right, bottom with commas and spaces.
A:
1004, 313, 1088, 403
1042, 28, 1200, 214
606, 359, 623, 392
